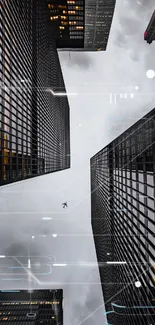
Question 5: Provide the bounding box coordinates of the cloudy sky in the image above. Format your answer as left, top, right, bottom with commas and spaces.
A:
0, 0, 155, 325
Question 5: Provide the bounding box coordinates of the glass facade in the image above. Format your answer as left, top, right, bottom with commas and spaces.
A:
50, 0, 116, 51
0, 0, 33, 184
47, 0, 85, 49
91, 109, 155, 325
0, 289, 63, 324
0, 0, 70, 186
84, 0, 116, 51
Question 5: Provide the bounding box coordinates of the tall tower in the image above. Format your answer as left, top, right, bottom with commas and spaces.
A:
47, 0, 116, 51
91, 109, 155, 325
0, 0, 70, 186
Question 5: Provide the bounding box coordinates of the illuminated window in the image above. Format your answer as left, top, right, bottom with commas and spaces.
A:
59, 26, 65, 30
67, 1, 75, 4
58, 5, 67, 9
68, 11, 76, 14
50, 16, 59, 20
61, 21, 68, 25
61, 16, 67, 20
76, 26, 83, 29
63, 10, 67, 14
75, 6, 83, 10
69, 21, 76, 25
48, 4, 54, 9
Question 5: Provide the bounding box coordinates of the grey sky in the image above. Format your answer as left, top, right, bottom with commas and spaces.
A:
0, 0, 155, 325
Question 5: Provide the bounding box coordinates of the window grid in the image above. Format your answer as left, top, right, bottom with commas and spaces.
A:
91, 109, 155, 325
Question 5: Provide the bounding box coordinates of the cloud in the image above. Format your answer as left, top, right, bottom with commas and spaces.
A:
4, 242, 28, 257
59, 52, 94, 70
0, 170, 105, 323
114, 31, 128, 48
113, 0, 155, 67
64, 269, 106, 325
127, 0, 155, 12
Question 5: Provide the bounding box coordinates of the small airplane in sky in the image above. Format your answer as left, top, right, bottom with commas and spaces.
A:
62, 202, 68, 208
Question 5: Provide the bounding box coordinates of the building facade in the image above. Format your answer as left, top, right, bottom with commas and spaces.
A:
91, 109, 155, 325
47, 0, 85, 49
47, 0, 116, 51
0, 289, 63, 324
144, 10, 155, 44
0, 0, 70, 186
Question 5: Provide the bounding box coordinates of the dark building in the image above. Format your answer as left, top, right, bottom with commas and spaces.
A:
0, 0, 70, 186
144, 10, 155, 44
47, 0, 116, 51
0, 289, 63, 324
91, 109, 155, 325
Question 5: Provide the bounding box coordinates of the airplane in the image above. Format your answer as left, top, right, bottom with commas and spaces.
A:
62, 202, 68, 208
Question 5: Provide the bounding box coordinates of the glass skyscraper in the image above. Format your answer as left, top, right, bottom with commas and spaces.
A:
0, 0, 70, 186
91, 109, 155, 325
0, 289, 63, 324
47, 0, 116, 51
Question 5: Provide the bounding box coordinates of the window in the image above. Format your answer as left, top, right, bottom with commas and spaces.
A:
76, 26, 83, 29
61, 21, 68, 25
67, 1, 75, 4
48, 4, 54, 9
68, 11, 76, 14
69, 21, 76, 25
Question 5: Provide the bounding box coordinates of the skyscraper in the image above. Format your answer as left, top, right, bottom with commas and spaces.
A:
144, 10, 155, 44
47, 0, 116, 51
0, 289, 63, 324
91, 109, 155, 325
0, 0, 70, 186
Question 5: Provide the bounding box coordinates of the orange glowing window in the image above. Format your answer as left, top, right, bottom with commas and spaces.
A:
61, 21, 68, 25
76, 26, 83, 29
58, 5, 67, 9
48, 4, 54, 9
50, 16, 59, 21
69, 21, 76, 25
